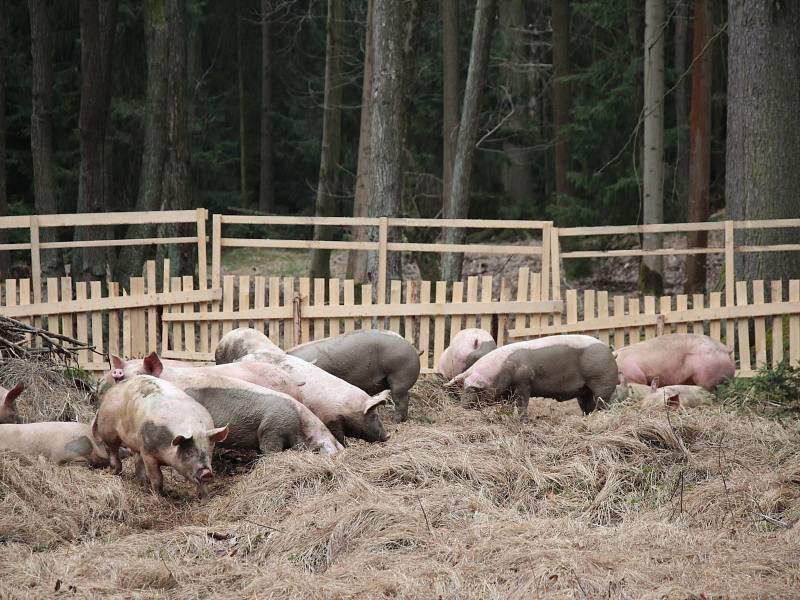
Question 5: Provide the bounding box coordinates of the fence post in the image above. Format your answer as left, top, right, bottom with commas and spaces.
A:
30, 216, 42, 305
541, 223, 551, 302
211, 214, 222, 288
550, 226, 561, 301
196, 208, 208, 287
378, 216, 388, 304
724, 220, 735, 352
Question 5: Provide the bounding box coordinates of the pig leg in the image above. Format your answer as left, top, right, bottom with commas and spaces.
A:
107, 443, 123, 475
327, 420, 347, 447
388, 371, 416, 423
460, 387, 480, 409
258, 432, 287, 454
512, 380, 532, 423
577, 388, 596, 415
142, 456, 165, 496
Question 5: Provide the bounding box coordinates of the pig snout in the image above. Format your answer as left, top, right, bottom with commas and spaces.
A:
112, 368, 125, 382
195, 467, 213, 484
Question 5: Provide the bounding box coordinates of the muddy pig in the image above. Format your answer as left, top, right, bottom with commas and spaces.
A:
615, 333, 735, 391
287, 330, 420, 422
448, 335, 615, 419
613, 381, 714, 410
0, 383, 23, 424
215, 327, 283, 364
92, 375, 228, 497
134, 356, 343, 456
0, 421, 112, 466
116, 352, 390, 446
437, 329, 497, 380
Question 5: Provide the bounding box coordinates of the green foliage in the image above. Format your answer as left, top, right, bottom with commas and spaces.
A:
716, 361, 800, 418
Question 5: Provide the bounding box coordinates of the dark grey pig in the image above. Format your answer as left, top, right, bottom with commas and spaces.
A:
287, 330, 421, 423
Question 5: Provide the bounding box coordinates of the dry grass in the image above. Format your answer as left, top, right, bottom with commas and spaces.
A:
0, 371, 799, 599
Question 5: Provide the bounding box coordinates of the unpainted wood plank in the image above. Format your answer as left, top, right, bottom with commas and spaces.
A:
269, 277, 280, 342
613, 296, 625, 349
628, 297, 640, 345
566, 289, 578, 325
691, 293, 704, 335
433, 281, 447, 365
299, 278, 311, 342
404, 280, 416, 343
790, 280, 799, 366
18, 279, 31, 344
550, 227, 561, 301
60, 278, 73, 338
480, 275, 493, 335
597, 290, 609, 345
283, 278, 295, 348
530, 272, 542, 332
108, 283, 120, 358
254, 276, 266, 335
752, 280, 767, 368
161, 259, 171, 353
122, 287, 132, 359
360, 284, 372, 331
222, 276, 235, 337
736, 281, 752, 373
771, 281, 784, 367
377, 217, 388, 304
724, 221, 735, 353
419, 280, 431, 369
238, 276, 251, 330
465, 276, 478, 329
183, 276, 196, 354
314, 278, 326, 340
343, 280, 355, 334
676, 295, 688, 334
644, 296, 656, 339
75, 282, 89, 365
514, 267, 530, 341
660, 296, 672, 336
329, 278, 341, 337
541, 224, 551, 302
146, 261, 157, 353
497, 278, 510, 347
709, 292, 722, 342
449, 281, 464, 344
389, 280, 402, 334
196, 213, 210, 354
167, 277, 181, 356
583, 290, 596, 339
90, 281, 104, 356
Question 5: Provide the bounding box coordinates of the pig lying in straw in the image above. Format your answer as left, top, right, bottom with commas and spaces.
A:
614, 333, 735, 390
215, 327, 283, 364
0, 421, 113, 467
92, 375, 228, 497
132, 353, 343, 456
111, 352, 391, 445
614, 381, 714, 410
287, 329, 421, 422
0, 383, 24, 424
437, 328, 497, 380
447, 334, 617, 420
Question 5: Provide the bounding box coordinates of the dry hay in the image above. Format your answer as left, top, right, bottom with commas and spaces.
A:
0, 358, 96, 423
0, 376, 799, 599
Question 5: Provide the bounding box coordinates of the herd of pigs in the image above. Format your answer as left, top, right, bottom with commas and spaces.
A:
0, 327, 735, 498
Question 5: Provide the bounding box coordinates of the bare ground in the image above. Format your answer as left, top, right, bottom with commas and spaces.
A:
1, 373, 799, 599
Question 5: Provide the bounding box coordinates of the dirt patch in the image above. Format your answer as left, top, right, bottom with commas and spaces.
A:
1, 374, 798, 598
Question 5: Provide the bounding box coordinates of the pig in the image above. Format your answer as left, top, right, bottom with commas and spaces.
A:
447, 335, 615, 420
130, 356, 343, 456
215, 327, 283, 364
92, 375, 228, 497
437, 328, 497, 380
287, 329, 420, 422
0, 383, 24, 424
109, 355, 195, 383
613, 381, 714, 410
0, 421, 112, 467
114, 352, 390, 445
614, 333, 735, 391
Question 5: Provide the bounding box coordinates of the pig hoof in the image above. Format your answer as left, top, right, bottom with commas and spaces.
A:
393, 412, 407, 423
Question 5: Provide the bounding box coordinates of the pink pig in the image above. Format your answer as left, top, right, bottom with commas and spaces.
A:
437, 329, 497, 380
214, 327, 283, 364
0, 383, 24, 424
614, 334, 735, 391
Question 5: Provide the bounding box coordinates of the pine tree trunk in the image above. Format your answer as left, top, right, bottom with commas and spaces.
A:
685, 0, 712, 293
0, 0, 7, 276
236, 0, 247, 204
345, 0, 373, 282
259, 0, 274, 214
160, 0, 192, 276
115, 0, 168, 281
673, 0, 689, 217
440, 0, 496, 283
441, 0, 459, 217
552, 0, 572, 199
639, 0, 665, 295
27, 0, 59, 276
310, 0, 344, 279
366, 0, 421, 297
727, 1, 800, 282
74, 0, 119, 281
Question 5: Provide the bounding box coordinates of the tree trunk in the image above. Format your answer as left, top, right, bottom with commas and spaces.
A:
259, 0, 274, 214
727, 1, 800, 282
115, 0, 168, 281
236, 0, 247, 204
0, 0, 7, 276
639, 0, 665, 295
27, 0, 59, 276
673, 0, 689, 218
74, 0, 119, 281
440, 0, 497, 283
345, 0, 374, 282
160, 0, 192, 276
310, 0, 344, 279
499, 0, 536, 214
441, 0, 459, 217
366, 0, 421, 298
685, 0, 712, 293
552, 0, 573, 199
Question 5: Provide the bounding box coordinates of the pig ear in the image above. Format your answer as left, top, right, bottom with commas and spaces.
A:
667, 394, 681, 410
172, 433, 192, 446
207, 425, 229, 443
3, 383, 24, 407
142, 352, 163, 377
472, 338, 479, 349
90, 416, 100, 441
111, 355, 125, 370
363, 390, 390, 414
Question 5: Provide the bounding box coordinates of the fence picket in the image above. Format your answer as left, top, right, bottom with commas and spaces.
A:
360, 284, 372, 331
145, 262, 157, 353
515, 267, 530, 339
450, 281, 464, 344
497, 278, 510, 346
404, 280, 416, 343
130, 277, 147, 357
222, 276, 234, 336
269, 277, 280, 342
675, 295, 688, 333
90, 281, 104, 356
613, 296, 625, 348
169, 277, 182, 355
465, 276, 478, 329
480, 275, 492, 335
75, 282, 88, 364
660, 296, 672, 336
644, 296, 656, 339
691, 293, 704, 334
60, 278, 74, 339
736, 281, 752, 374
238, 276, 251, 330
343, 280, 355, 334
709, 292, 722, 342
162, 260, 171, 353
183, 276, 196, 354
18, 279, 31, 344
531, 273, 542, 332
314, 278, 325, 340
298, 278, 310, 342
597, 291, 609, 345
752, 280, 767, 368
433, 281, 447, 367
790, 280, 799, 366
389, 280, 402, 334
419, 280, 431, 368
254, 276, 266, 335
771, 281, 784, 367
283, 278, 295, 348
108, 283, 120, 358
566, 290, 578, 326
583, 290, 596, 339
329, 279, 341, 337
628, 297, 640, 344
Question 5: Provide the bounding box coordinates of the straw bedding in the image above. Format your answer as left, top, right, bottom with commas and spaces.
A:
0, 370, 798, 598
